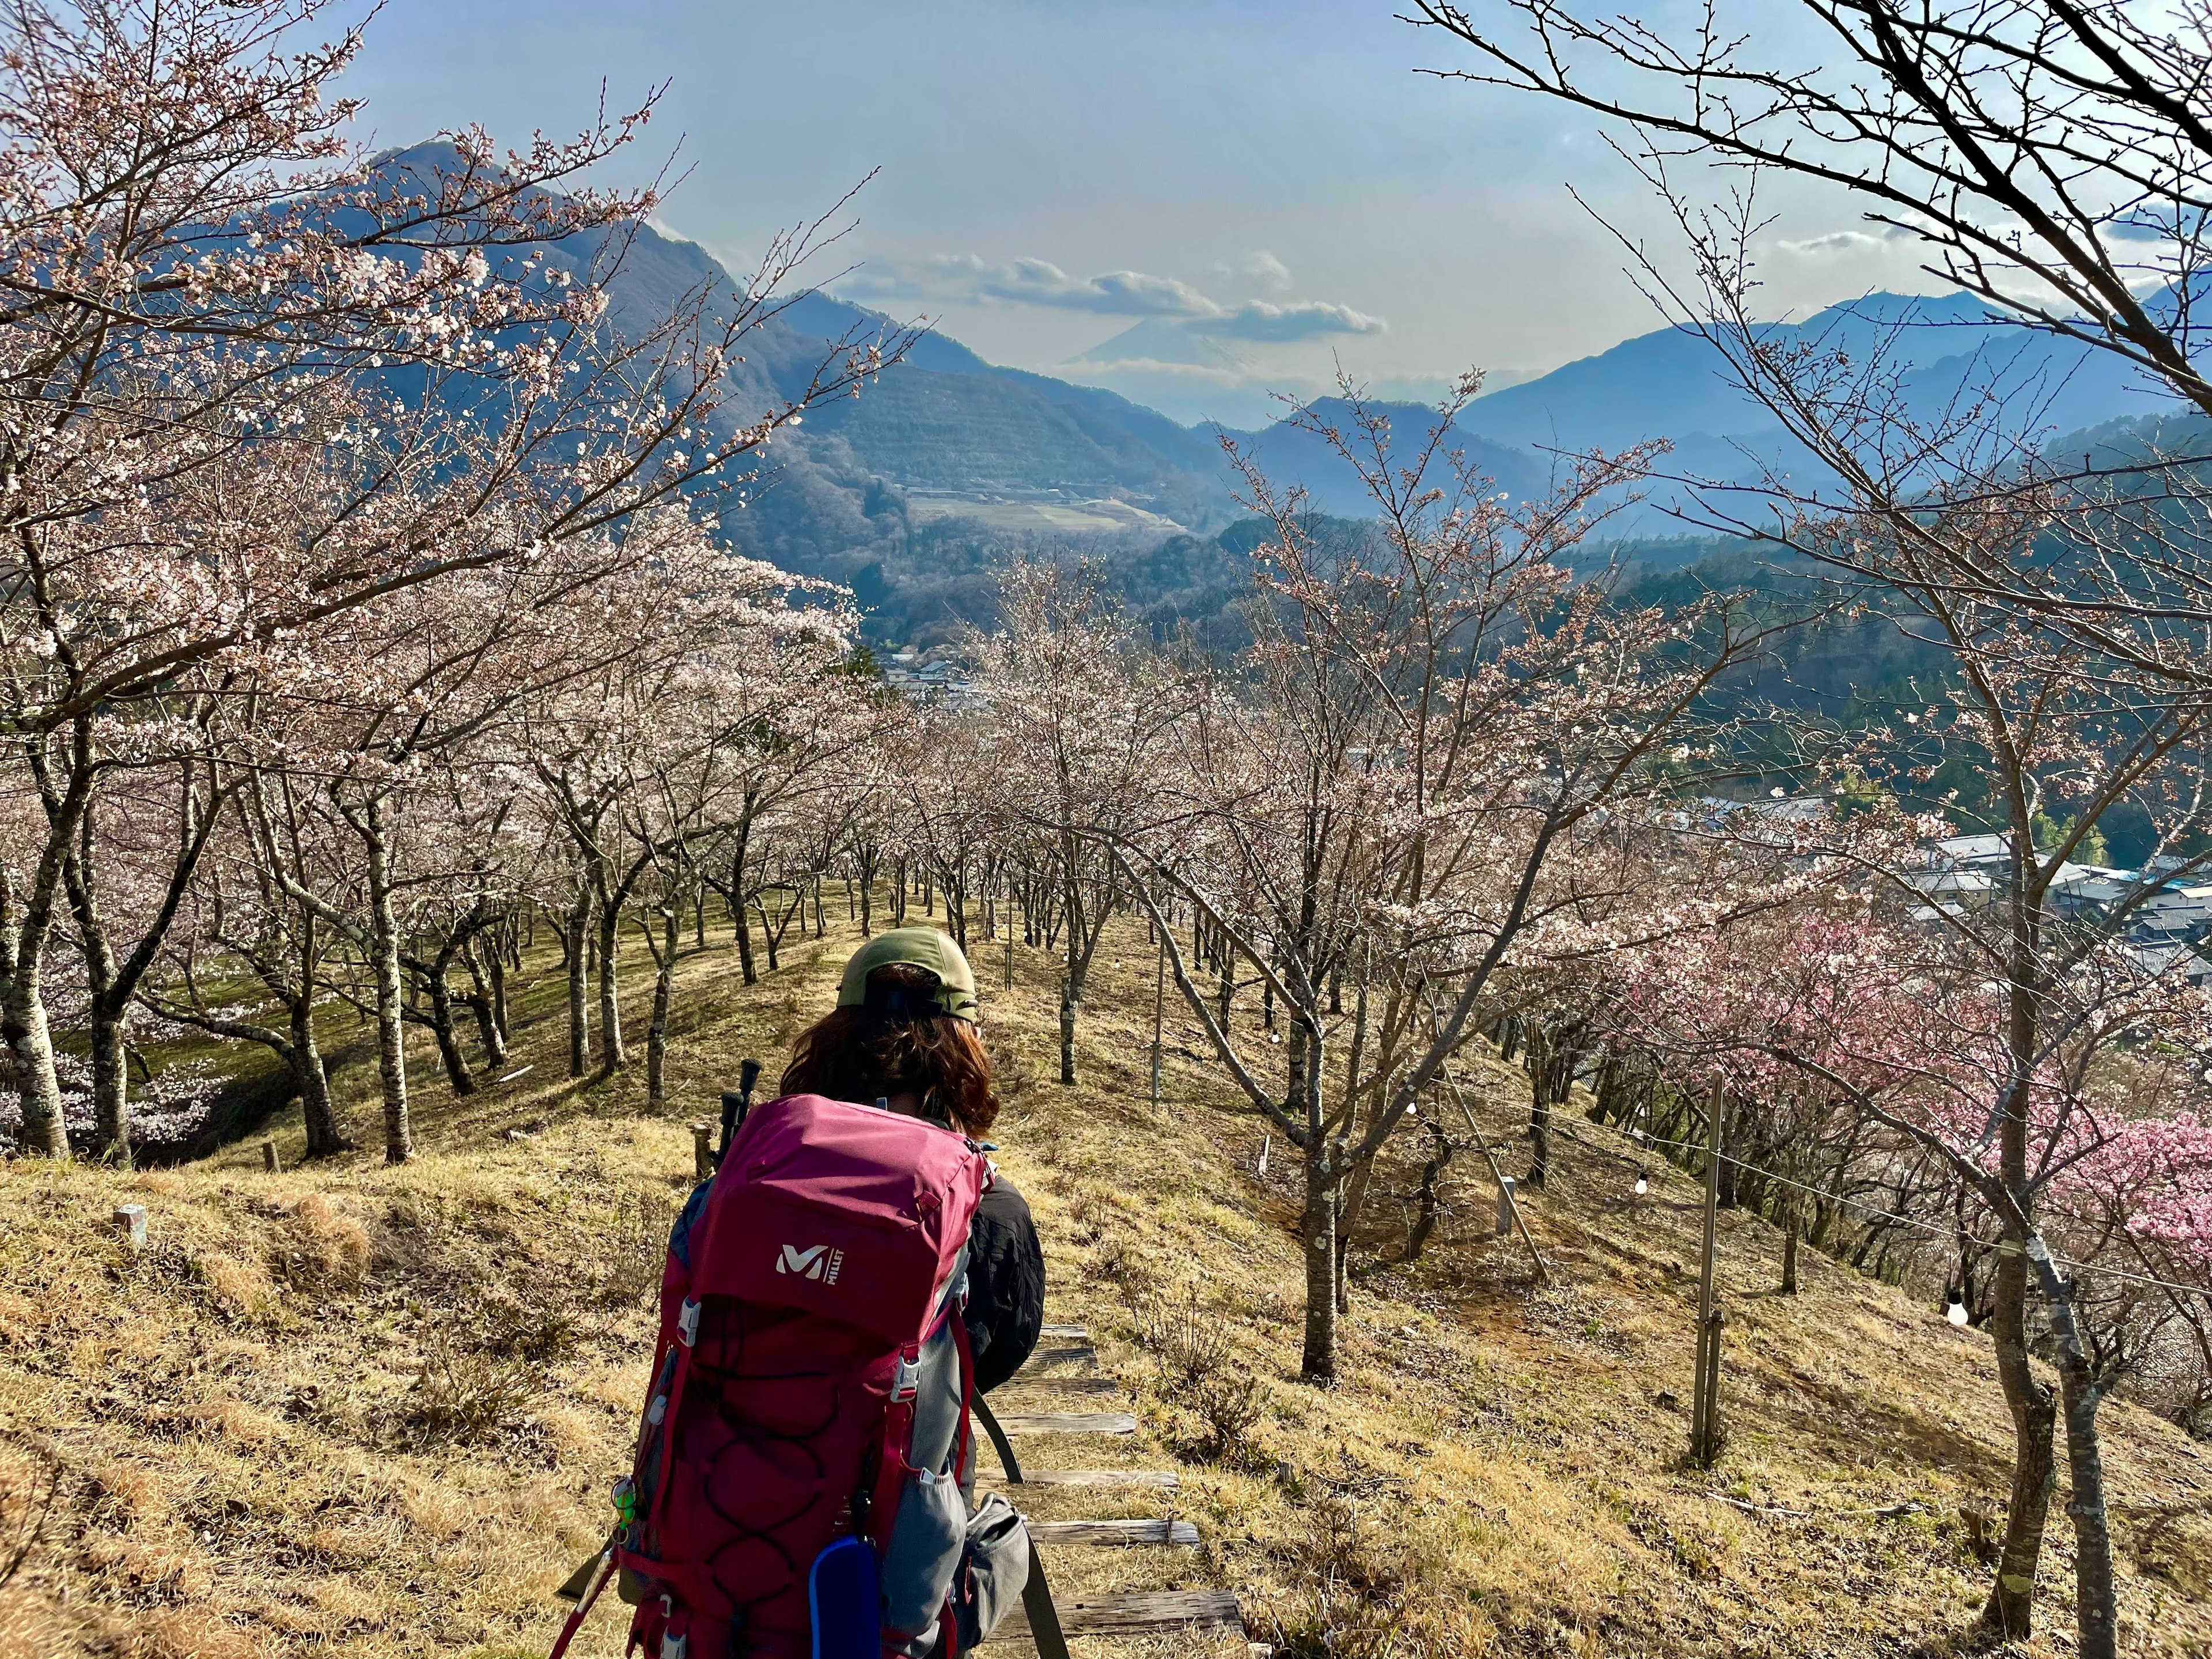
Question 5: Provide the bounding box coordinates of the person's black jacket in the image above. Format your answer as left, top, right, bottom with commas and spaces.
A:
962, 1175, 1044, 1393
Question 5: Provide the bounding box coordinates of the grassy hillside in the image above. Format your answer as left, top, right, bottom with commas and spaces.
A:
1, 911, 2209, 1657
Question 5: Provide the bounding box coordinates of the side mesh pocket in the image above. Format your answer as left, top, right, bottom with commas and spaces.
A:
952, 1494, 1032, 1649
881, 1468, 966, 1653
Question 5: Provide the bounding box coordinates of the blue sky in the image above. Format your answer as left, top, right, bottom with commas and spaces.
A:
333, 1, 1948, 426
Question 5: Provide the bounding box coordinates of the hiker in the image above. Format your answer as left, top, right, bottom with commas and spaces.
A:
779, 927, 1046, 1394
559, 927, 1046, 1659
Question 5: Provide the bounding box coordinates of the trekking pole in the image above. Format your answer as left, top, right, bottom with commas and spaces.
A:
972, 1395, 1073, 1659
716, 1057, 762, 1168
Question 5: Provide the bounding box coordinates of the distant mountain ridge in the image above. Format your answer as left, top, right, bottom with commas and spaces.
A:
366, 146, 2178, 639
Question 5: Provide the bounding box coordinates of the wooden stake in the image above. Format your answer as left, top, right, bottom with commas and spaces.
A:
1691, 1084, 1726, 1467
260, 1139, 279, 1174
691, 1121, 714, 1182
1495, 1173, 1517, 1237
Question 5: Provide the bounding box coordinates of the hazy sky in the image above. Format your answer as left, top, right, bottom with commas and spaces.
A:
334, 1, 1949, 425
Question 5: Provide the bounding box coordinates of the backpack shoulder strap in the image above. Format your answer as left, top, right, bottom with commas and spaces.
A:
969, 1393, 1072, 1659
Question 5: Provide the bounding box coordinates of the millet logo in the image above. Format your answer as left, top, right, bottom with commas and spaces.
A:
777, 1243, 845, 1285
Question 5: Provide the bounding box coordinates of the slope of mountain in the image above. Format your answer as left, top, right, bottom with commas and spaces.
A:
1455, 291, 2171, 457
17, 909, 2212, 1658
1206, 397, 1551, 520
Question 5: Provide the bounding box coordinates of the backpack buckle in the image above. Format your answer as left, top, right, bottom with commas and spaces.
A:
676, 1299, 700, 1349
891, 1351, 921, 1402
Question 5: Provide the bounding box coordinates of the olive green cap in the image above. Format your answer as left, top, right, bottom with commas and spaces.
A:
835, 927, 979, 1023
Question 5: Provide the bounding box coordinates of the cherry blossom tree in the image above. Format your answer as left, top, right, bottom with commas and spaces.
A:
0, 0, 909, 1154
1107, 379, 1785, 1381
968, 559, 1180, 1085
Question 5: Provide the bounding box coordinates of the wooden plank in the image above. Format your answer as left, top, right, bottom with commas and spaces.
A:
995, 1588, 1242, 1639
1037, 1323, 1089, 1340
979, 1467, 1180, 1490
1019, 1345, 1098, 1370
998, 1376, 1120, 1398
1027, 1518, 1199, 1548
995, 1411, 1135, 1435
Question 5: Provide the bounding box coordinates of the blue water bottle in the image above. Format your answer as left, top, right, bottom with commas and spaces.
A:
809, 1535, 880, 1659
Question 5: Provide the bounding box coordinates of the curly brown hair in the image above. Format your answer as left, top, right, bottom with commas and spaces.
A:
779, 963, 1001, 1137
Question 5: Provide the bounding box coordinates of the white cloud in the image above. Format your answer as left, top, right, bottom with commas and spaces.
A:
833, 253, 1382, 341
976, 257, 1224, 317
1774, 224, 1915, 256
1207, 300, 1383, 342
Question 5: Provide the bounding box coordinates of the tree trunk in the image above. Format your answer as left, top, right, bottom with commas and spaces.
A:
1405, 1124, 1453, 1262
1781, 1197, 1800, 1296
363, 799, 411, 1164
1524, 1022, 1552, 1190
1058, 988, 1079, 1085
5, 965, 66, 1157
74, 846, 130, 1162
292, 991, 346, 1157
468, 988, 506, 1069
1301, 1145, 1338, 1383
1298, 1015, 1335, 1383
2055, 1342, 2118, 1659
423, 968, 476, 1095
465, 935, 507, 1065
566, 889, 592, 1079
88, 1002, 128, 1165
1979, 1241, 2058, 1642
648, 905, 676, 1107
756, 896, 782, 972
733, 883, 757, 983
596, 889, 625, 1074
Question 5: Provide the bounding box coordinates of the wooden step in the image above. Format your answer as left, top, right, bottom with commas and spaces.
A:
997, 1587, 1243, 1639
995, 1411, 1135, 1435
998, 1376, 1120, 1398
980, 1468, 1180, 1491
1038, 1324, 1089, 1340
1020, 1345, 1098, 1370
1027, 1517, 1198, 1548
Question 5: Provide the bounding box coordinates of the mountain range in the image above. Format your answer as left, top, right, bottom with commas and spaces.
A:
380, 146, 2180, 643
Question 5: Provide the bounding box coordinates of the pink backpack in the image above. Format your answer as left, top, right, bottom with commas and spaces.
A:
555, 1092, 993, 1659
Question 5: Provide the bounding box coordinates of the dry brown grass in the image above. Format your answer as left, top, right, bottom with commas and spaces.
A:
0, 911, 2207, 1656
